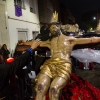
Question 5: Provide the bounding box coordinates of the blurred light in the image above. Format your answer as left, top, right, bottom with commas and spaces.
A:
7, 57, 14, 63
93, 17, 96, 20
90, 27, 93, 31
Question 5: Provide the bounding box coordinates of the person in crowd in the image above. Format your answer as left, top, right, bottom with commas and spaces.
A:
0, 39, 41, 100
0, 44, 4, 64
36, 24, 50, 41
1, 44, 10, 63
16, 54, 34, 100
35, 24, 50, 75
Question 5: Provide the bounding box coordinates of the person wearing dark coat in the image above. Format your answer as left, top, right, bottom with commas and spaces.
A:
0, 39, 41, 100
0, 49, 4, 64
35, 24, 50, 75
1, 44, 10, 63
0, 44, 4, 64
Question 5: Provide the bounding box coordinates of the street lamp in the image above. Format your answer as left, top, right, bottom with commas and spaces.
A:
93, 17, 96, 20
93, 16, 97, 30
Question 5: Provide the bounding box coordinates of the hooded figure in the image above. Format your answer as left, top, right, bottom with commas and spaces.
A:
35, 24, 50, 75
35, 24, 50, 41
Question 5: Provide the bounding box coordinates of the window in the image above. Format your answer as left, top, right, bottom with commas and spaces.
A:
21, 0, 25, 9
29, 0, 35, 13
14, 0, 25, 9
32, 31, 39, 40
18, 31, 28, 41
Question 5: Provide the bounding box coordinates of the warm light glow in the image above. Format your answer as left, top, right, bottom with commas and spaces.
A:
90, 27, 93, 31
7, 57, 14, 63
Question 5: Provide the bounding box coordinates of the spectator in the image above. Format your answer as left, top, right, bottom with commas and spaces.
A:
35, 24, 50, 75
0, 39, 41, 100
1, 44, 10, 62
0, 44, 4, 64
16, 55, 34, 100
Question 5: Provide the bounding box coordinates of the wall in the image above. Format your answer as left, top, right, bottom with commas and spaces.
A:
6, 0, 40, 53
38, 0, 60, 24
0, 1, 9, 47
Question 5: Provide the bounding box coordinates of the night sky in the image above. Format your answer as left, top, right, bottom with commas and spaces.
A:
59, 0, 100, 30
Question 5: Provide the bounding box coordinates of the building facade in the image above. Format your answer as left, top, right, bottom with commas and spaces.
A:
0, 0, 40, 55
38, 0, 61, 25
0, 0, 76, 56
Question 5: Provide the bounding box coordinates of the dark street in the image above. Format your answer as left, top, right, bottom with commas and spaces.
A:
76, 63, 100, 89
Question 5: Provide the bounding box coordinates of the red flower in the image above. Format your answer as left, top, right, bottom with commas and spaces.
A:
35, 73, 100, 100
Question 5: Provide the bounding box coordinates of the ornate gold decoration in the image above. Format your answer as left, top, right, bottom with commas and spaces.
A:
61, 24, 79, 32
96, 20, 100, 33
51, 11, 58, 22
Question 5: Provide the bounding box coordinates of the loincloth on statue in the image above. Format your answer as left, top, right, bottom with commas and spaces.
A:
38, 58, 72, 80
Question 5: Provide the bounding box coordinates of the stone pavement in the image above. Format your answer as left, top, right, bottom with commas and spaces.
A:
75, 63, 100, 89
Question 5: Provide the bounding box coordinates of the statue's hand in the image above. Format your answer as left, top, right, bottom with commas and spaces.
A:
31, 39, 41, 50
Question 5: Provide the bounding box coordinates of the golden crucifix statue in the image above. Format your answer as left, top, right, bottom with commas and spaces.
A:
18, 11, 100, 100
